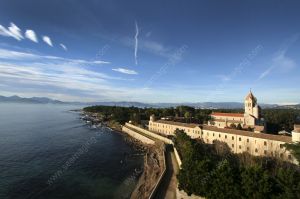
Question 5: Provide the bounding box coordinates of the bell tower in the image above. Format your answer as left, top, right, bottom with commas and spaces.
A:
244, 90, 259, 119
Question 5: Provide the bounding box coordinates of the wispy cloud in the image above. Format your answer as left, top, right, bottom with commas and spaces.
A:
122, 36, 174, 59
112, 67, 138, 75
0, 47, 141, 102
258, 35, 298, 80
25, 29, 38, 43
0, 22, 67, 50
145, 31, 152, 38
60, 43, 67, 51
215, 74, 231, 81
134, 21, 139, 65
0, 48, 110, 64
42, 36, 53, 47
258, 53, 296, 80
0, 22, 23, 41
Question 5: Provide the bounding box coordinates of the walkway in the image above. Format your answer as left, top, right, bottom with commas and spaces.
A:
154, 145, 179, 199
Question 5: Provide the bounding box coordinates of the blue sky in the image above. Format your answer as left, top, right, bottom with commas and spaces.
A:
0, 0, 300, 104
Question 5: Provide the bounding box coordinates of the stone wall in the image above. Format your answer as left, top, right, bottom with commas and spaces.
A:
122, 126, 155, 145
126, 123, 173, 144
174, 147, 182, 168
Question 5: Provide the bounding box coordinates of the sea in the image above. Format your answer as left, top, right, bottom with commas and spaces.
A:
0, 103, 143, 199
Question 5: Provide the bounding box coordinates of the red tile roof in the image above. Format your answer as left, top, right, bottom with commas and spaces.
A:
211, 112, 244, 117
155, 120, 200, 128
213, 119, 243, 123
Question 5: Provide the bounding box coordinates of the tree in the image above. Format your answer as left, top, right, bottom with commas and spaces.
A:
174, 131, 300, 199
230, 123, 237, 129
130, 112, 141, 124
184, 111, 191, 123
241, 166, 275, 199
284, 143, 300, 165
237, 123, 243, 130
206, 160, 241, 199
275, 167, 300, 199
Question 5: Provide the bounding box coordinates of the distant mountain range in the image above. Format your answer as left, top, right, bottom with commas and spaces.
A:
274, 104, 300, 109
0, 95, 297, 109
0, 95, 66, 104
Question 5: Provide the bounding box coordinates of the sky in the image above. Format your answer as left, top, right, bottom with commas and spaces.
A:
0, 0, 300, 104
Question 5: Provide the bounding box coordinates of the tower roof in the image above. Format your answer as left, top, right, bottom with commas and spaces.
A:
245, 90, 257, 101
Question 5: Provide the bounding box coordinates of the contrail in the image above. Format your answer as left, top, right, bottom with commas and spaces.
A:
134, 21, 139, 65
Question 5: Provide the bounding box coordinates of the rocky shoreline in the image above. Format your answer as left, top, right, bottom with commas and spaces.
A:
80, 110, 165, 199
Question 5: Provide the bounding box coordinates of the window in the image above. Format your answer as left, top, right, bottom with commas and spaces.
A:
247, 139, 249, 143
207, 139, 209, 142
280, 144, 283, 149
239, 145, 241, 149
239, 137, 241, 141
247, 147, 249, 151
225, 135, 227, 139
232, 144, 234, 148
213, 133, 215, 137
255, 148, 258, 153
264, 141, 267, 146
219, 134, 221, 138
232, 136, 234, 140
207, 132, 209, 136
288, 155, 292, 160
264, 150, 267, 155
271, 152, 273, 156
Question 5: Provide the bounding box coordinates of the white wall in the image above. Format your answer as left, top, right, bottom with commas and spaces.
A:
122, 126, 155, 145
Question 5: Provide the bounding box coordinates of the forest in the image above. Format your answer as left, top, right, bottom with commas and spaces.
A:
174, 129, 300, 199
83, 105, 300, 133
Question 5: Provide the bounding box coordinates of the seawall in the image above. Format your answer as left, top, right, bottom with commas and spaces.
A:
122, 125, 155, 145
125, 123, 182, 168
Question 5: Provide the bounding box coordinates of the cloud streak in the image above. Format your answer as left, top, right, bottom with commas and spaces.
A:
0, 48, 142, 102
43, 36, 53, 47
258, 35, 298, 80
0, 22, 68, 51
134, 21, 139, 65
0, 23, 23, 41
0, 48, 110, 65
112, 67, 138, 75
121, 36, 176, 59
60, 43, 67, 51
25, 29, 38, 43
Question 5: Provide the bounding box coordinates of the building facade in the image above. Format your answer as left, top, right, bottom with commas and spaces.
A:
209, 91, 264, 132
149, 115, 300, 164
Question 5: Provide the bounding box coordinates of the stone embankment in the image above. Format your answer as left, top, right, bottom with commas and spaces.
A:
122, 125, 155, 145
123, 123, 204, 199
125, 123, 182, 168
122, 124, 166, 199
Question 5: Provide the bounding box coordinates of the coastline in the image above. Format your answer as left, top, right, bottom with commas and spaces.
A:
81, 110, 165, 199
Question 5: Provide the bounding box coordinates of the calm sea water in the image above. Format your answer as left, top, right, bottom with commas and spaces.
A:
0, 103, 143, 199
